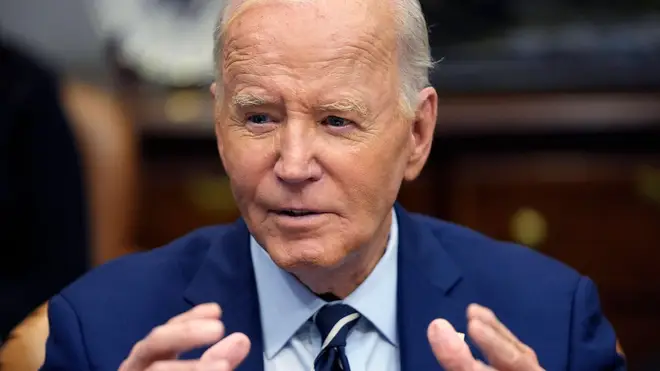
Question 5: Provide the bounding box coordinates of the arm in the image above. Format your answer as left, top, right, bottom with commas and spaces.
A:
40, 295, 91, 370
569, 277, 626, 371
0, 303, 49, 370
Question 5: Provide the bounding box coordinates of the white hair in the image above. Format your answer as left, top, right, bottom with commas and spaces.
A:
213, 0, 434, 116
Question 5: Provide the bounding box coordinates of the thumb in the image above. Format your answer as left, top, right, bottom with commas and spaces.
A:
428, 319, 476, 371
202, 332, 251, 369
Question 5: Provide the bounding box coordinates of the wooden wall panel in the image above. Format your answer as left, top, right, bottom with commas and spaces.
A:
437, 153, 660, 369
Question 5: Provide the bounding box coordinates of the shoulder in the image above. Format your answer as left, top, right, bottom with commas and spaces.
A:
43, 224, 240, 367
406, 217, 624, 371
410, 213, 582, 294
59, 224, 231, 307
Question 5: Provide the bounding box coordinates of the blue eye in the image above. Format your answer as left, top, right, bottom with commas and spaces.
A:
324, 116, 350, 127
247, 114, 272, 125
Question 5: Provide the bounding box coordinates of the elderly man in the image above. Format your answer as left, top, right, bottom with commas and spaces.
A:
41, 0, 625, 370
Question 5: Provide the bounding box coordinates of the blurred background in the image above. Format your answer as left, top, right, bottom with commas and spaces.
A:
0, 0, 659, 369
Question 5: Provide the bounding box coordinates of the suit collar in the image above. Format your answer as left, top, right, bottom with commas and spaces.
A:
395, 204, 463, 292
249, 208, 400, 358
249, 235, 325, 359
183, 219, 264, 371
394, 204, 482, 371
182, 204, 479, 371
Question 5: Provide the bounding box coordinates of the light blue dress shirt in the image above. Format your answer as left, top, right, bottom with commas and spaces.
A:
250, 209, 400, 371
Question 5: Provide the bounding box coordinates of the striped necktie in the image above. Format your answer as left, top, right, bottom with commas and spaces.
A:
313, 304, 361, 371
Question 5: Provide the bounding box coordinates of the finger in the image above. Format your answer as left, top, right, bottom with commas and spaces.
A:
143, 360, 231, 371
202, 332, 251, 368
467, 304, 540, 363
467, 304, 521, 347
469, 319, 541, 371
474, 360, 497, 371
168, 303, 222, 324
427, 319, 477, 371
123, 319, 225, 369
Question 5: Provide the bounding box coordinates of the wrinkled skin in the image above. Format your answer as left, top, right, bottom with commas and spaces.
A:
213, 0, 437, 297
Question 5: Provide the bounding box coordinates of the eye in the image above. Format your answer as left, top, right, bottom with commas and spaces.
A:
323, 116, 352, 128
246, 114, 272, 125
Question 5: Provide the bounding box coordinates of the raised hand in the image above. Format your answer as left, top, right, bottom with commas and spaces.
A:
118, 303, 250, 371
428, 304, 544, 371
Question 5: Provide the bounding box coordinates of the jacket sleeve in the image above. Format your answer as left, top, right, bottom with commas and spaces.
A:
40, 294, 91, 370
568, 276, 626, 371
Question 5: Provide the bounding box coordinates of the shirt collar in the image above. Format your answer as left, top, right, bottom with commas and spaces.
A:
250, 208, 400, 359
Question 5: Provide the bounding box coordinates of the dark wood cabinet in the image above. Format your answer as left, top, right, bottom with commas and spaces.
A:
136, 141, 241, 248
430, 153, 660, 368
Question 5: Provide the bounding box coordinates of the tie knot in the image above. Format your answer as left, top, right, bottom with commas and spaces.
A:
314, 304, 360, 349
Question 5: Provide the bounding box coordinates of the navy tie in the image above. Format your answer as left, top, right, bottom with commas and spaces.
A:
313, 304, 361, 371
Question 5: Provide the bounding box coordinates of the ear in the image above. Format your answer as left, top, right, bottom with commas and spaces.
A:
211, 82, 226, 157
210, 82, 218, 100
403, 86, 437, 181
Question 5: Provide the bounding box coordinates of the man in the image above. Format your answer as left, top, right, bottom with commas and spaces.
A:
41, 0, 626, 370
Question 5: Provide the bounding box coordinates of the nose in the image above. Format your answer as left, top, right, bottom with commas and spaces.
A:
273, 121, 322, 184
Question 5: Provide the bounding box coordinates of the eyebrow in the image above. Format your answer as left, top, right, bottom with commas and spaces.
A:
318, 98, 369, 118
231, 93, 272, 109
230, 93, 369, 118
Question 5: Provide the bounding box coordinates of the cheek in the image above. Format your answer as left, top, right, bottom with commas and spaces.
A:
220, 130, 274, 200
326, 133, 408, 212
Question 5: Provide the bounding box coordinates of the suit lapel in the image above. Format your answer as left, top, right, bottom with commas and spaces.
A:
395, 205, 484, 371
179, 207, 484, 371
183, 219, 264, 371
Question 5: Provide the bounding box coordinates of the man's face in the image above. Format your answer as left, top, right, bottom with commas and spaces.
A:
214, 0, 436, 272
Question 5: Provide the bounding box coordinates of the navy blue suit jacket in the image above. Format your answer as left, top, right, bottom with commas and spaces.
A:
41, 205, 626, 370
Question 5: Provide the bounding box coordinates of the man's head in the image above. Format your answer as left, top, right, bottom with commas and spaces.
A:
211, 0, 437, 282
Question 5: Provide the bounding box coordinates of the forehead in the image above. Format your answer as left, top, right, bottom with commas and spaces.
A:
221, 0, 398, 97
223, 0, 394, 49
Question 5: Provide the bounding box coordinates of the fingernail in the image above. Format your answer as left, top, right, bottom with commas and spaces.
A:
198, 321, 223, 334
429, 320, 439, 338
435, 321, 461, 352
467, 303, 487, 319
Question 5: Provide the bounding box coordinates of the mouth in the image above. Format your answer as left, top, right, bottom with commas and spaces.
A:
272, 209, 323, 217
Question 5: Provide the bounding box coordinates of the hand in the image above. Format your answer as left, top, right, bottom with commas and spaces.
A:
119, 303, 250, 371
427, 304, 544, 371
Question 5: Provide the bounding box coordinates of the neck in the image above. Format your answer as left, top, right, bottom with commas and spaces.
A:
293, 210, 393, 299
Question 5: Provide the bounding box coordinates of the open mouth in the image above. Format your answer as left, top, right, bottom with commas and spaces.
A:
274, 209, 320, 217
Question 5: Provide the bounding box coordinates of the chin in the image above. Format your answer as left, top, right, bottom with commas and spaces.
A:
265, 237, 349, 271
